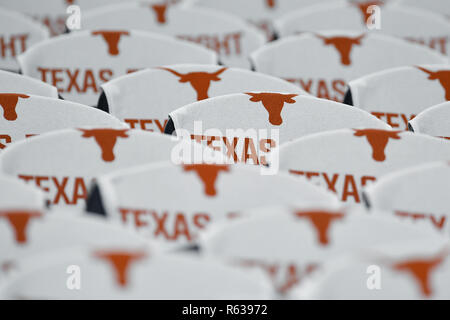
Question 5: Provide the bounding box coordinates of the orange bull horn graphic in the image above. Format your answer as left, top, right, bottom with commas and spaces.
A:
160, 67, 228, 101
353, 129, 402, 162
0, 93, 30, 121
79, 128, 129, 162
245, 92, 297, 125
94, 250, 147, 287
183, 164, 230, 196
416, 66, 450, 101
0, 210, 42, 244
315, 34, 365, 66
294, 210, 345, 246
92, 30, 130, 56
392, 250, 448, 298
151, 3, 169, 24
266, 0, 276, 8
